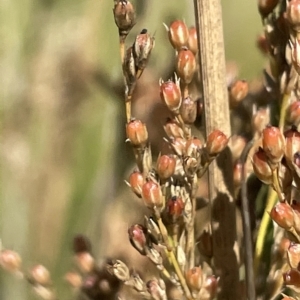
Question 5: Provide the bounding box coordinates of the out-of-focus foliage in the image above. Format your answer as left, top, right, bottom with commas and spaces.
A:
0, 0, 264, 299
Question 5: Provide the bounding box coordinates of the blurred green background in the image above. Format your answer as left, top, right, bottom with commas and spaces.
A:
0, 0, 264, 299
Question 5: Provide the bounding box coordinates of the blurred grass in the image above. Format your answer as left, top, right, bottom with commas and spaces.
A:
0, 0, 266, 299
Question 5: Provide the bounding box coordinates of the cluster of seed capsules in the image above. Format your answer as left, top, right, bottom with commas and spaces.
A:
253, 0, 300, 297
112, 1, 228, 299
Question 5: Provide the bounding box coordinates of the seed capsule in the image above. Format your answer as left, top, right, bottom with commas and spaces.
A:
159, 78, 182, 114
156, 154, 176, 179
284, 127, 300, 169
141, 178, 163, 209
188, 26, 198, 55
252, 108, 270, 135
113, 0, 136, 38
229, 80, 248, 109
186, 267, 203, 291
252, 147, 273, 185
287, 242, 300, 269
166, 196, 184, 223
176, 48, 196, 85
167, 20, 189, 50
262, 126, 285, 166
164, 118, 184, 138
180, 96, 197, 124
186, 137, 202, 157
126, 119, 148, 147
270, 202, 294, 230
128, 169, 144, 197
0, 250, 21, 273
287, 0, 300, 31
128, 224, 149, 255
287, 101, 300, 126
206, 130, 229, 156
283, 269, 300, 287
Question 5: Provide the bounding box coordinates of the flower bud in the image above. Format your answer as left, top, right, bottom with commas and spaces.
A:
206, 130, 229, 156
287, 242, 300, 269
159, 78, 182, 114
167, 20, 189, 50
258, 0, 279, 18
126, 119, 148, 147
270, 202, 294, 230
141, 178, 163, 209
291, 39, 300, 75
166, 196, 185, 223
128, 169, 144, 197
113, 0, 136, 38
164, 118, 184, 138
176, 48, 196, 85
156, 154, 176, 179
128, 224, 149, 255
133, 29, 155, 78
64, 271, 82, 288
74, 252, 94, 273
287, 0, 300, 32
252, 147, 273, 185
229, 80, 248, 109
283, 269, 300, 287
0, 250, 21, 273
251, 108, 270, 135
186, 267, 203, 291
188, 26, 198, 55
287, 101, 300, 126
262, 126, 285, 165
180, 96, 197, 124
30, 265, 51, 286
186, 137, 202, 157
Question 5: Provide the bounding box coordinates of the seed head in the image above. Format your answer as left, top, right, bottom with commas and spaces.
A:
128, 169, 144, 197
167, 20, 189, 50
206, 130, 229, 156
156, 154, 176, 179
270, 202, 294, 230
141, 178, 163, 209
176, 48, 196, 85
126, 119, 148, 147
159, 78, 182, 114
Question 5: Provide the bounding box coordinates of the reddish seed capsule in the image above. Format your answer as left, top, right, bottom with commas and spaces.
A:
30, 264, 51, 286
270, 202, 294, 230
251, 108, 270, 136
258, 0, 279, 18
283, 269, 300, 287
141, 178, 163, 209
262, 126, 285, 165
129, 169, 144, 197
185, 267, 203, 291
229, 80, 249, 109
176, 48, 196, 85
113, 0, 136, 38
287, 242, 300, 269
156, 155, 176, 179
287, 101, 300, 126
287, 0, 300, 31
252, 147, 273, 185
166, 196, 184, 223
188, 26, 198, 55
128, 224, 148, 255
126, 119, 148, 147
180, 96, 197, 124
167, 20, 189, 50
206, 130, 229, 156
159, 78, 182, 114
0, 250, 21, 273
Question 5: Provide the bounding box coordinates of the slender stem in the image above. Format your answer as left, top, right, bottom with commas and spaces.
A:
240, 140, 256, 300
279, 93, 289, 131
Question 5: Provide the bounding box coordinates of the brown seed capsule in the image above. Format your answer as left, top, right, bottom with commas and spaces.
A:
262, 125, 285, 166
188, 26, 198, 55
156, 154, 176, 179
164, 118, 184, 138
270, 202, 294, 230
251, 108, 270, 135
186, 267, 203, 291
159, 78, 182, 114
287, 101, 300, 126
126, 119, 148, 146
128, 224, 149, 255
74, 252, 95, 273
229, 80, 249, 109
123, 46, 136, 94
287, 0, 300, 31
258, 0, 279, 18
287, 242, 300, 269
252, 147, 273, 185
141, 178, 163, 209
0, 250, 21, 273
133, 29, 155, 79
180, 96, 197, 124
176, 48, 196, 85
30, 264, 51, 286
113, 0, 136, 38
284, 127, 300, 168
206, 130, 229, 156
167, 20, 189, 50
64, 271, 82, 288
128, 169, 144, 197
283, 269, 300, 287
166, 196, 184, 223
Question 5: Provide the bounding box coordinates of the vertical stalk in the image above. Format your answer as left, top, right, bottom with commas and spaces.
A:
193, 1, 239, 298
